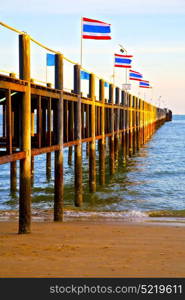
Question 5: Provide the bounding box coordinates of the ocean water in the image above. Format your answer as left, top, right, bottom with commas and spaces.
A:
0, 115, 185, 219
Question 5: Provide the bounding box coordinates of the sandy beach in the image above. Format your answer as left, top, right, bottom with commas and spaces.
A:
0, 219, 185, 278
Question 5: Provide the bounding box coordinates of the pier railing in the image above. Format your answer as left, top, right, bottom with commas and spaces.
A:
0, 22, 172, 233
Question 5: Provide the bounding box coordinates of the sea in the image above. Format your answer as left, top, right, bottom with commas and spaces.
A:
0, 114, 185, 223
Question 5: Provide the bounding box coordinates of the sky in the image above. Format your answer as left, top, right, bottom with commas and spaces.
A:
0, 0, 185, 113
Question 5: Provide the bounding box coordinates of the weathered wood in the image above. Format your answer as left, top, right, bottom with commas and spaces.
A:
3, 103, 6, 137
128, 94, 133, 156
115, 87, 120, 165
37, 95, 42, 148
89, 73, 96, 192
99, 79, 105, 185
64, 100, 68, 142
6, 89, 12, 154
68, 101, 74, 165
10, 160, 16, 194
85, 104, 90, 157
0, 152, 26, 165
54, 53, 64, 221
74, 64, 83, 206
31, 156, 34, 186
109, 84, 115, 175
46, 96, 52, 180
19, 33, 31, 234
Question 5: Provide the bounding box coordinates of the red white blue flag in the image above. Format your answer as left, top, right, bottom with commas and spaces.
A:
114, 54, 133, 68
82, 17, 111, 40
129, 70, 143, 81
139, 80, 151, 88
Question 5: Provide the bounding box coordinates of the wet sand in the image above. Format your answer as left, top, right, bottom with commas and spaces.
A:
0, 220, 185, 278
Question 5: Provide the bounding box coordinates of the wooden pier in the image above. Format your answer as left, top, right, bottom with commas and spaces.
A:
0, 24, 172, 233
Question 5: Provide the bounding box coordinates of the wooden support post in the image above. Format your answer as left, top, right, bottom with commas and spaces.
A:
143, 101, 145, 144
132, 96, 136, 154
86, 104, 90, 157
89, 73, 96, 192
68, 101, 74, 165
109, 84, 115, 175
9, 74, 16, 194
54, 53, 64, 221
31, 111, 34, 137
46, 97, 52, 180
42, 103, 46, 146
64, 100, 68, 142
37, 96, 42, 148
31, 156, 34, 186
139, 99, 142, 147
74, 64, 83, 206
6, 89, 16, 194
19, 34, 31, 234
46, 83, 52, 180
126, 93, 130, 156
3, 103, 6, 137
10, 160, 16, 195
128, 94, 133, 156
99, 79, 105, 185
115, 87, 120, 166
136, 97, 140, 151
121, 90, 127, 164
6, 89, 12, 154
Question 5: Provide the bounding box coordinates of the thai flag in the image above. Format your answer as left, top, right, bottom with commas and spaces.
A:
139, 80, 151, 88
114, 54, 133, 68
82, 17, 111, 40
129, 70, 143, 81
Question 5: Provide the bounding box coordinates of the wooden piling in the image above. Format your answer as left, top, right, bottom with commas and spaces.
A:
132, 96, 136, 154
99, 79, 105, 185
3, 103, 6, 137
109, 84, 115, 175
74, 64, 83, 206
128, 94, 133, 156
68, 101, 74, 165
89, 73, 96, 192
46, 84, 52, 181
19, 33, 31, 234
115, 87, 120, 166
54, 53, 64, 221
124, 92, 129, 157
121, 90, 127, 164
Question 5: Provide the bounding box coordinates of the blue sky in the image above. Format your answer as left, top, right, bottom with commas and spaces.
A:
1, 0, 185, 113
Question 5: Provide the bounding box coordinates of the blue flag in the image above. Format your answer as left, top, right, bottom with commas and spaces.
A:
47, 54, 55, 66
81, 70, 90, 80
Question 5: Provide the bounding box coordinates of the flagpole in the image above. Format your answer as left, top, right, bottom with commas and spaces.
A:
80, 17, 83, 66
113, 54, 115, 85
125, 49, 128, 84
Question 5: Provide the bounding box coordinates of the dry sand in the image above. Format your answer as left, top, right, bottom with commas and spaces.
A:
0, 220, 185, 278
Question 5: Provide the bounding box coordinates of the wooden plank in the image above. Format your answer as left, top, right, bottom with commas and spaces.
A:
0, 151, 26, 165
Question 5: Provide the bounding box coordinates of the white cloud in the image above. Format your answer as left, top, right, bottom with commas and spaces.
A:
1, 0, 185, 15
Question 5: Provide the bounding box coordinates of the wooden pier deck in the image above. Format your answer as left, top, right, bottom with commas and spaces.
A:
0, 24, 172, 233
